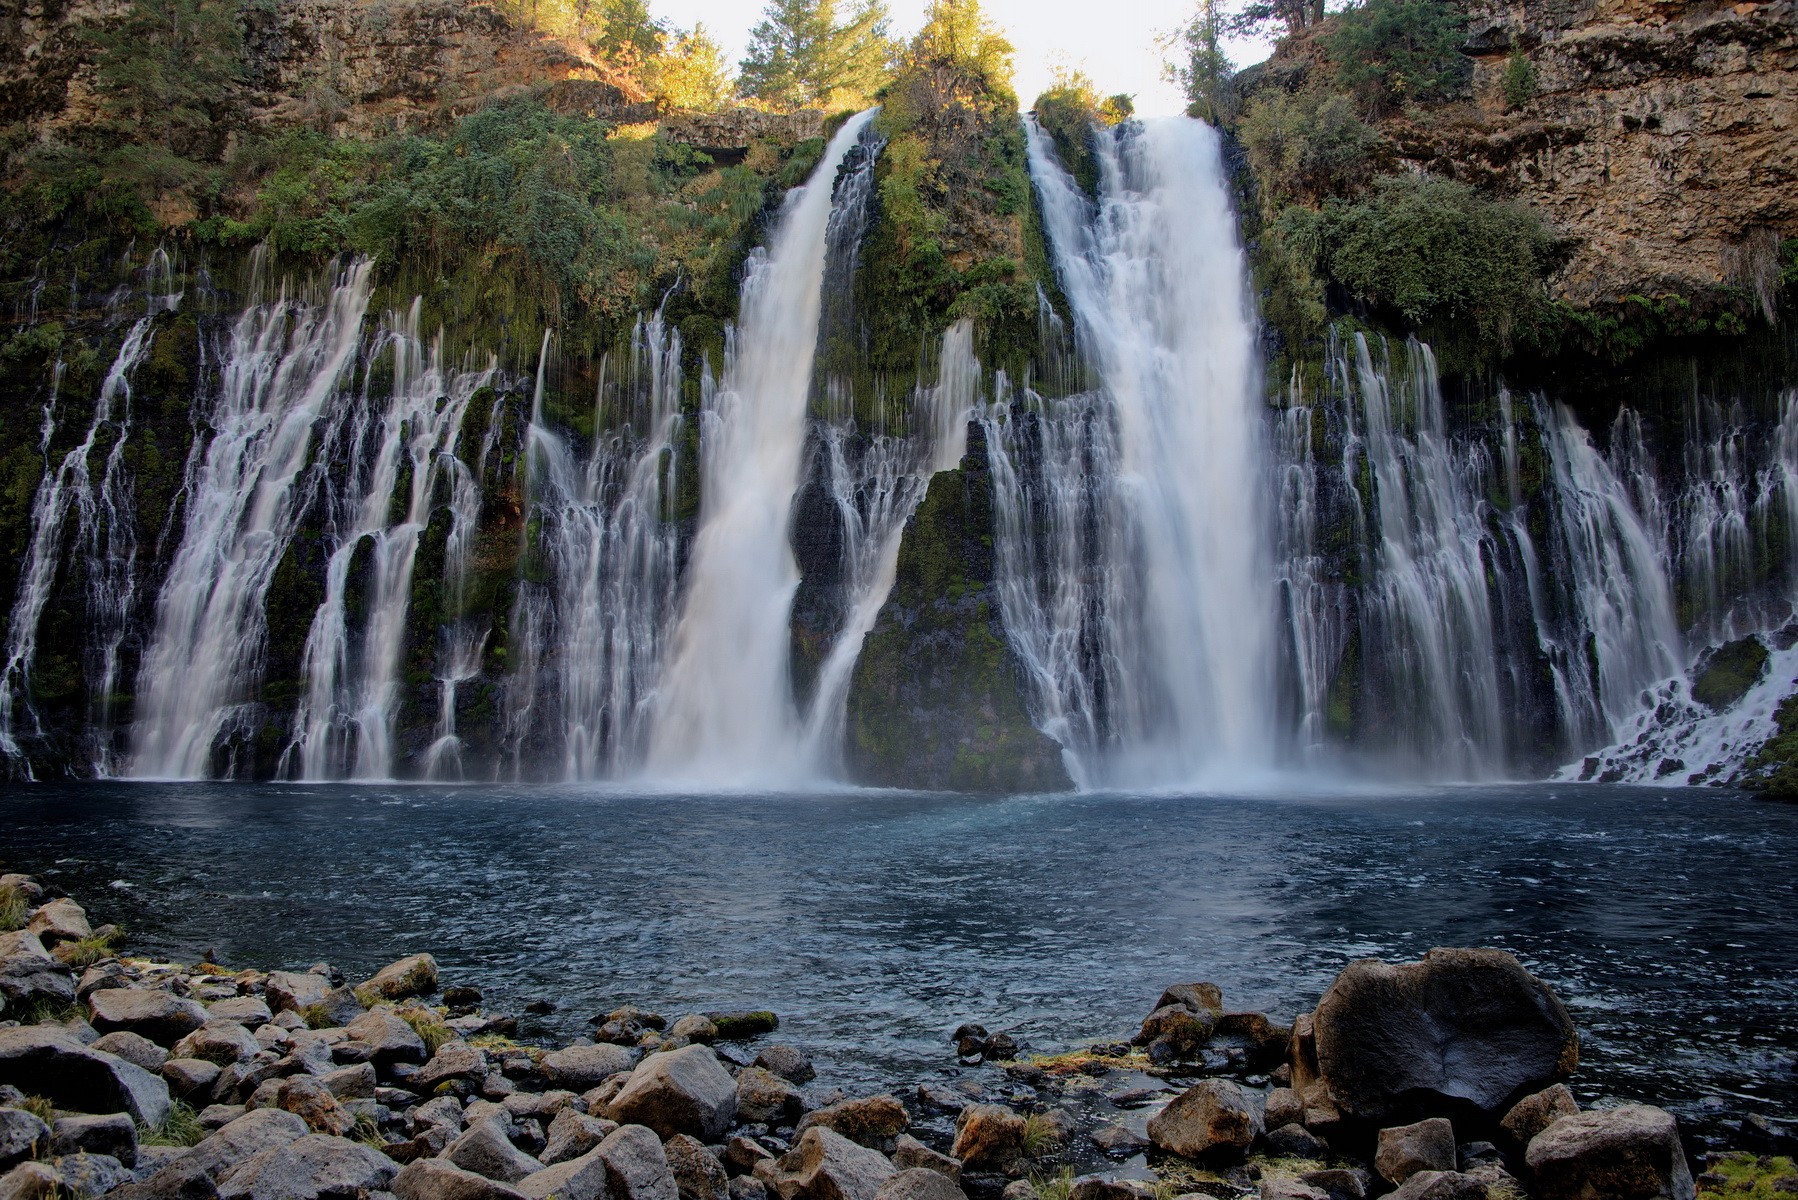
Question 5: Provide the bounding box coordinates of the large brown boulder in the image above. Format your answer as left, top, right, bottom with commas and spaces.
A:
1145, 1079, 1262, 1163
1524, 1105, 1695, 1200
758, 1127, 896, 1200
950, 1104, 1026, 1175
609, 1045, 738, 1141
798, 1095, 909, 1150
1301, 949, 1578, 1128
87, 988, 210, 1046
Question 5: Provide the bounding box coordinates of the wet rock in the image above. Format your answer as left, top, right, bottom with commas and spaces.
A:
264, 972, 332, 1014
91, 1030, 167, 1073
1376, 1119, 1458, 1184
544, 1042, 637, 1091
343, 1009, 427, 1069
878, 1167, 970, 1200
610, 1045, 739, 1141
671, 1016, 720, 1045
739, 1067, 807, 1126
56, 1150, 133, 1196
1387, 1170, 1490, 1200
1499, 1083, 1577, 1149
1213, 1012, 1293, 1067
520, 1147, 612, 1200
163, 1057, 223, 1098
0, 1025, 171, 1125
1304, 949, 1578, 1126
893, 1134, 961, 1182
87, 988, 210, 1046
542, 1108, 616, 1165
50, 1111, 136, 1166
1136, 1005, 1214, 1058
359, 954, 438, 1003
215, 1132, 397, 1199
755, 1046, 816, 1084
759, 1126, 895, 1200
277, 1074, 355, 1136
797, 1095, 908, 1151
447, 1118, 544, 1183
172, 1019, 262, 1065
1146, 1079, 1262, 1163
1524, 1104, 1695, 1200
705, 1012, 778, 1041
25, 899, 90, 947
980, 1035, 1018, 1062
1266, 1123, 1329, 1159
1155, 984, 1224, 1016
598, 1123, 680, 1200
1089, 1124, 1147, 1156
307, 987, 366, 1028
667, 1132, 731, 1200
0, 1161, 62, 1198
950, 1104, 1026, 1176
0, 1110, 47, 1170
208, 997, 273, 1027
394, 1157, 531, 1199
445, 985, 484, 1008
1298, 1167, 1371, 1200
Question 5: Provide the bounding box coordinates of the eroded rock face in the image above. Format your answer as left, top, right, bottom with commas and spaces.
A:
1301, 948, 1578, 1127
1525, 1104, 1696, 1200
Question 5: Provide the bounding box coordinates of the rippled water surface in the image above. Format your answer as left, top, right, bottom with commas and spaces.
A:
3, 782, 1794, 1123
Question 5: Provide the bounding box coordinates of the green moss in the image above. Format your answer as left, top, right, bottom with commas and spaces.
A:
1699, 1154, 1798, 1199
1692, 637, 1769, 711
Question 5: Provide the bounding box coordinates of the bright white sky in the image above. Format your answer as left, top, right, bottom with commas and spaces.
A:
649, 0, 1274, 117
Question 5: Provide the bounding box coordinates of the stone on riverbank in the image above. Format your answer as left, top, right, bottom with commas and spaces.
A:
359, 954, 439, 1003
263, 971, 331, 1014
950, 1103, 1026, 1175
0, 1026, 171, 1126
394, 1157, 530, 1199
90, 1031, 166, 1072
87, 988, 209, 1046
1501, 1084, 1578, 1149
542, 1108, 616, 1164
1146, 1079, 1263, 1163
759, 1127, 895, 1200
0, 932, 75, 1010
520, 1146, 612, 1200
666, 1132, 730, 1200
609, 1045, 738, 1141
214, 1132, 397, 1199
0, 1109, 47, 1170
1525, 1104, 1695, 1200
51, 1112, 136, 1166
1376, 1119, 1458, 1184
876, 1167, 969, 1200
543, 1041, 637, 1090
798, 1094, 908, 1150
446, 1118, 543, 1182
598, 1123, 680, 1200
172, 1019, 260, 1065
26, 899, 90, 947
738, 1065, 806, 1125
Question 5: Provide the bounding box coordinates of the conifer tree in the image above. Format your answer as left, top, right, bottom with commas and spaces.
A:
738, 0, 895, 109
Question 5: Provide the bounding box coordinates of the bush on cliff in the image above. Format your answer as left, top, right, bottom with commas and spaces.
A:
1322, 0, 1471, 117
1032, 70, 1132, 199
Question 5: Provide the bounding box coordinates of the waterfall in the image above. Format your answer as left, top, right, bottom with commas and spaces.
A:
131, 259, 375, 779
1, 250, 177, 777
285, 302, 493, 781
645, 108, 880, 784
1006, 116, 1274, 785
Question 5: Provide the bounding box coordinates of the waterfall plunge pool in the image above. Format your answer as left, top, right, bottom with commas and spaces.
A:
3, 781, 1794, 1131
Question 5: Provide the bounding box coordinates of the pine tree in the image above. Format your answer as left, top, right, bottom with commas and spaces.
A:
910, 0, 1014, 92
738, 0, 894, 109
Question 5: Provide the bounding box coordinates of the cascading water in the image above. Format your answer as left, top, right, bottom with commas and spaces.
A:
131, 259, 375, 779
285, 302, 493, 781
645, 108, 879, 784
1004, 117, 1274, 785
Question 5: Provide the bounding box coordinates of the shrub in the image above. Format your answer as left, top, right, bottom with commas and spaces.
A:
1502, 49, 1537, 110
1033, 69, 1130, 197
1239, 90, 1380, 207
1323, 0, 1471, 116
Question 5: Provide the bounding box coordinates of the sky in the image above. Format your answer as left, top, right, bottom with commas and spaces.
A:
650, 0, 1275, 117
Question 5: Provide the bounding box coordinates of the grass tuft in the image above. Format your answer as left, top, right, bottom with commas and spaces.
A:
399, 1007, 453, 1054
352, 984, 383, 1008
351, 1111, 387, 1149
1027, 1167, 1073, 1200
19, 1094, 57, 1123
54, 932, 122, 969
1022, 1112, 1064, 1158
20, 997, 83, 1025
139, 1100, 206, 1148
299, 1002, 335, 1030
0, 885, 27, 933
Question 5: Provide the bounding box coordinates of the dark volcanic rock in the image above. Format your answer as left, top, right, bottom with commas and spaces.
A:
1375, 1119, 1458, 1184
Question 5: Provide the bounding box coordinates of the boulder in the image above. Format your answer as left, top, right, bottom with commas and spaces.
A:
950, 1104, 1026, 1175
321, 1063, 376, 1101
87, 988, 210, 1046
172, 1019, 261, 1065
598, 1123, 680, 1200
0, 1161, 61, 1199
1260, 1181, 1331, 1200
0, 1110, 48, 1170
1089, 1125, 1148, 1156
733, 1176, 771, 1200
1376, 1119, 1458, 1185
276, 1075, 355, 1136
163, 1057, 223, 1097
447, 1119, 543, 1183
394, 1158, 531, 1199
724, 1136, 776, 1177
543, 1042, 637, 1091
1265, 1087, 1305, 1131
265, 972, 331, 1014
305, 987, 366, 1028
90, 1031, 167, 1073
797, 1095, 907, 1150
1524, 1105, 1695, 1200
55, 1151, 133, 1196
739, 1067, 806, 1126
1136, 1005, 1213, 1057
50, 1111, 136, 1166
25, 899, 90, 947
1265, 1123, 1329, 1159
1387, 1171, 1490, 1199
520, 1147, 612, 1200
418, 1041, 490, 1091
342, 1009, 427, 1068
208, 997, 274, 1027
760, 1127, 895, 1200
667, 1132, 730, 1200
1298, 1168, 1372, 1200
147, 1108, 310, 1193
1155, 983, 1224, 1015
704, 1012, 778, 1040
1500, 1084, 1578, 1149
1305, 949, 1578, 1126
892, 1134, 960, 1182
670, 1016, 719, 1045
215, 1132, 397, 1199
0, 1026, 171, 1125
1146, 1079, 1262, 1163
877, 1168, 969, 1200
0, 932, 75, 1010
609, 1045, 738, 1141
543, 1108, 616, 1165
754, 1046, 816, 1084
1065, 1176, 1156, 1200
359, 954, 438, 1002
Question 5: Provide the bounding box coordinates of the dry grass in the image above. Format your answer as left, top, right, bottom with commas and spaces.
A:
139, 1100, 206, 1148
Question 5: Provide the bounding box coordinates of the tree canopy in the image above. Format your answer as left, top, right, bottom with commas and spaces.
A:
738, 0, 896, 109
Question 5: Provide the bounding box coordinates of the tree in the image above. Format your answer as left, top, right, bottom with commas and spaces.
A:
592, 0, 666, 67
1166, 0, 1234, 123
1322, 0, 1470, 116
1224, 0, 1328, 41
738, 0, 895, 109
910, 0, 1014, 93
650, 25, 735, 110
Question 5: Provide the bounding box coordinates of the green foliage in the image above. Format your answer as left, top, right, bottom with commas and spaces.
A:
1240, 90, 1379, 207
1323, 0, 1470, 116
0, 884, 26, 933
1309, 172, 1559, 349
1699, 1154, 1798, 1198
910, 0, 1016, 95
1033, 69, 1129, 197
1167, 0, 1235, 122
140, 1101, 206, 1148
649, 25, 736, 110
1692, 637, 1769, 711
399, 1005, 455, 1053
1502, 49, 1537, 110
738, 0, 896, 109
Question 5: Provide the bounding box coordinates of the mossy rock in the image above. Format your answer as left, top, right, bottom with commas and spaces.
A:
1692, 637, 1769, 711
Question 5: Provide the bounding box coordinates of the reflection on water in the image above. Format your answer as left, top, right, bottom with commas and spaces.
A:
2, 782, 1794, 1123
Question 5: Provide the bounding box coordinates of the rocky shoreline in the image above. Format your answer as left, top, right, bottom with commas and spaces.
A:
1, 868, 1793, 1200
